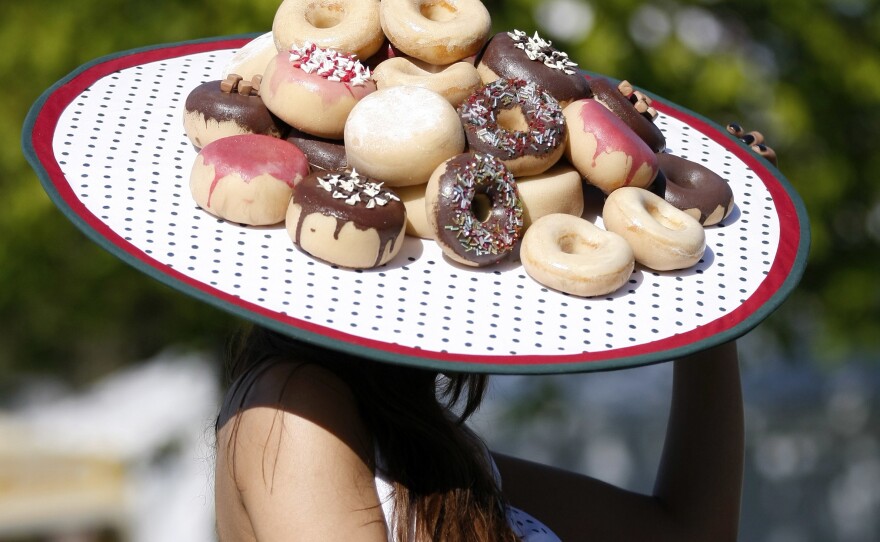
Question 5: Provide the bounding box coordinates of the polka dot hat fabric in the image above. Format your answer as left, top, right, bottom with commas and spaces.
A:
24, 37, 809, 374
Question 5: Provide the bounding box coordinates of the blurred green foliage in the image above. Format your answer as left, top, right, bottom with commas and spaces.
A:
5, 0, 880, 388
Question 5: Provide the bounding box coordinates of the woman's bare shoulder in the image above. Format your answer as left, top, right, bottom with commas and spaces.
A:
216, 359, 387, 541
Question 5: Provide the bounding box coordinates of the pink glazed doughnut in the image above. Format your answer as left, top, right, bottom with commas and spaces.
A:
190, 134, 309, 226
563, 98, 659, 195
261, 43, 376, 139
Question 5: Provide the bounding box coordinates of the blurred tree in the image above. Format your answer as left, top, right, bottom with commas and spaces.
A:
6, 0, 880, 389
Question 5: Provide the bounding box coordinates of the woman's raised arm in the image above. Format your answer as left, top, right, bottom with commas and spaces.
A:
494, 341, 744, 541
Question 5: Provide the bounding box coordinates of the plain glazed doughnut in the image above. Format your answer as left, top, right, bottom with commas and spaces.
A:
190, 134, 309, 226
344, 86, 465, 187
655, 153, 734, 226
222, 32, 277, 81
372, 56, 482, 107
475, 30, 591, 107
395, 183, 433, 239
379, 0, 491, 65
425, 153, 523, 267
590, 77, 666, 153
602, 187, 706, 271
272, 0, 384, 61
286, 170, 407, 269
458, 78, 566, 177
515, 162, 584, 229
261, 43, 375, 139
521, 214, 634, 297
183, 75, 288, 149
563, 98, 658, 194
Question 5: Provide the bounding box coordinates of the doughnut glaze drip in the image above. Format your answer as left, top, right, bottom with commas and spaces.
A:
434, 153, 523, 266
459, 78, 565, 161
292, 170, 405, 267
199, 135, 307, 205
184, 80, 285, 135
576, 99, 657, 188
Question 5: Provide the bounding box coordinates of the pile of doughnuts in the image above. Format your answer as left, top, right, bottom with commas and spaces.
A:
181, 0, 742, 295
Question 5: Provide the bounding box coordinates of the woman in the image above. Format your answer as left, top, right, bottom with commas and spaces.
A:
214, 326, 744, 541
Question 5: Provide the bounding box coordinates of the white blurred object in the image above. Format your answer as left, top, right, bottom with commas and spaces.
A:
0, 350, 221, 542
534, 0, 595, 42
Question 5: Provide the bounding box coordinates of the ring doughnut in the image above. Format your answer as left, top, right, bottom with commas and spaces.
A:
372, 56, 482, 107
286, 170, 407, 269
590, 77, 666, 153
425, 153, 524, 267
379, 0, 491, 65
475, 30, 591, 107
272, 0, 384, 61
602, 187, 706, 271
190, 134, 309, 226
521, 214, 635, 297
458, 78, 566, 177
655, 153, 734, 226
261, 43, 375, 139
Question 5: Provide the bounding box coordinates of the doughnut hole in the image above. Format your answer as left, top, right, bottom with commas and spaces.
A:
647, 202, 688, 231
305, 3, 345, 28
472, 193, 493, 222
420, 1, 457, 22
496, 106, 530, 133
558, 232, 597, 255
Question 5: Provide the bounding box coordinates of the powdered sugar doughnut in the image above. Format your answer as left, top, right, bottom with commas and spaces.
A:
286, 170, 406, 269
371, 56, 481, 107
425, 153, 523, 267
261, 43, 375, 139
222, 32, 277, 81
458, 78, 566, 177
563, 99, 659, 194
521, 214, 634, 297
344, 86, 465, 187
273, 0, 384, 61
603, 187, 706, 271
379, 0, 491, 65
190, 134, 309, 226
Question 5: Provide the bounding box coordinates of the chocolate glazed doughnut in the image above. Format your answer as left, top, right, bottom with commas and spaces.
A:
590, 77, 666, 153
654, 153, 734, 226
286, 170, 406, 269
475, 30, 592, 106
426, 153, 524, 267
183, 75, 288, 149
286, 127, 347, 172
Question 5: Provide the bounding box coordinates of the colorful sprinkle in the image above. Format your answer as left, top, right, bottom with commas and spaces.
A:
288, 42, 372, 86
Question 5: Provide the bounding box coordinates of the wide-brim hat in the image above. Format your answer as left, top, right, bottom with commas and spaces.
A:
22, 35, 809, 374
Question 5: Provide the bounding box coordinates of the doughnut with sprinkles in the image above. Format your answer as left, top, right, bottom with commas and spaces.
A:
458, 78, 567, 177
425, 153, 524, 267
286, 169, 407, 269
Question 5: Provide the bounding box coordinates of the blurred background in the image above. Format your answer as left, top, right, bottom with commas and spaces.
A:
3, 0, 879, 540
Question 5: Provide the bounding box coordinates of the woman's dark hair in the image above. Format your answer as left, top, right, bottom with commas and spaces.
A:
219, 325, 520, 542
